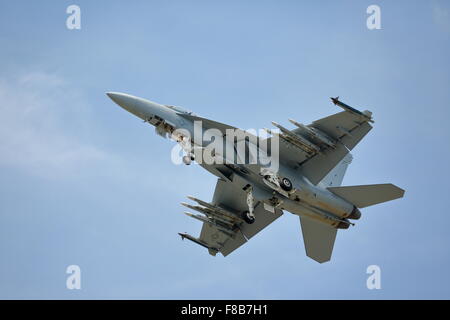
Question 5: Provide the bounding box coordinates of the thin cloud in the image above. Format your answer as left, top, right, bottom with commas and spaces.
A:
432, 1, 450, 33
0, 72, 109, 179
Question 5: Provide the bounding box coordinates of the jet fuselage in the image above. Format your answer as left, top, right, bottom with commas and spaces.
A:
106, 92, 360, 230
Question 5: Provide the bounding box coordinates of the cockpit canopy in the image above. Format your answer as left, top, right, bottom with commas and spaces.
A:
165, 105, 194, 115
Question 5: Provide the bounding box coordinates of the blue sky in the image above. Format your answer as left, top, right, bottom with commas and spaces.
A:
0, 0, 449, 299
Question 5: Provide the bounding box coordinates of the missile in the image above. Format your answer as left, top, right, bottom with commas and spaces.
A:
277, 133, 316, 154
288, 119, 336, 148
181, 202, 236, 224
264, 127, 310, 153
330, 96, 374, 123
187, 195, 216, 209
271, 121, 316, 148
264, 127, 318, 156
183, 211, 213, 224
263, 128, 272, 135
185, 196, 243, 222
271, 122, 320, 154
263, 128, 280, 138
178, 232, 219, 254
182, 202, 234, 220
183, 212, 236, 237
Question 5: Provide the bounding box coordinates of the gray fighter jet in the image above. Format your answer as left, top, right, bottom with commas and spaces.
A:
107, 92, 404, 263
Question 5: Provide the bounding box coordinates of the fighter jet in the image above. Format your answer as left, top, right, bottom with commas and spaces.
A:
106, 92, 404, 263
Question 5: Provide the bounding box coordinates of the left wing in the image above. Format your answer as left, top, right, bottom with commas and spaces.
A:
264, 98, 373, 185
298, 110, 372, 184
179, 178, 283, 256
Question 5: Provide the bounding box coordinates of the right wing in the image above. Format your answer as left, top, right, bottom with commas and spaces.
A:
299, 216, 337, 263
180, 178, 283, 256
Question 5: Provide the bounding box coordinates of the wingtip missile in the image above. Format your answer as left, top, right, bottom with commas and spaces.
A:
330, 96, 340, 105
177, 232, 219, 254
178, 232, 187, 240
330, 96, 374, 123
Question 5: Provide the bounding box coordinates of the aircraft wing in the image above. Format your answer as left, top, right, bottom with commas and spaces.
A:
298, 111, 372, 185
266, 100, 373, 185
180, 178, 283, 256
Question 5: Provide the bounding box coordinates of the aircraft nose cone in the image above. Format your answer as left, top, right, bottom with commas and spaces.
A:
106, 92, 137, 110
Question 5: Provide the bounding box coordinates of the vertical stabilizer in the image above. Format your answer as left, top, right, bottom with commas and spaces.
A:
319, 153, 353, 187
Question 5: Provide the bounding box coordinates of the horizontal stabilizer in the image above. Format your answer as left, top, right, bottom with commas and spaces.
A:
328, 183, 405, 208
300, 217, 337, 263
